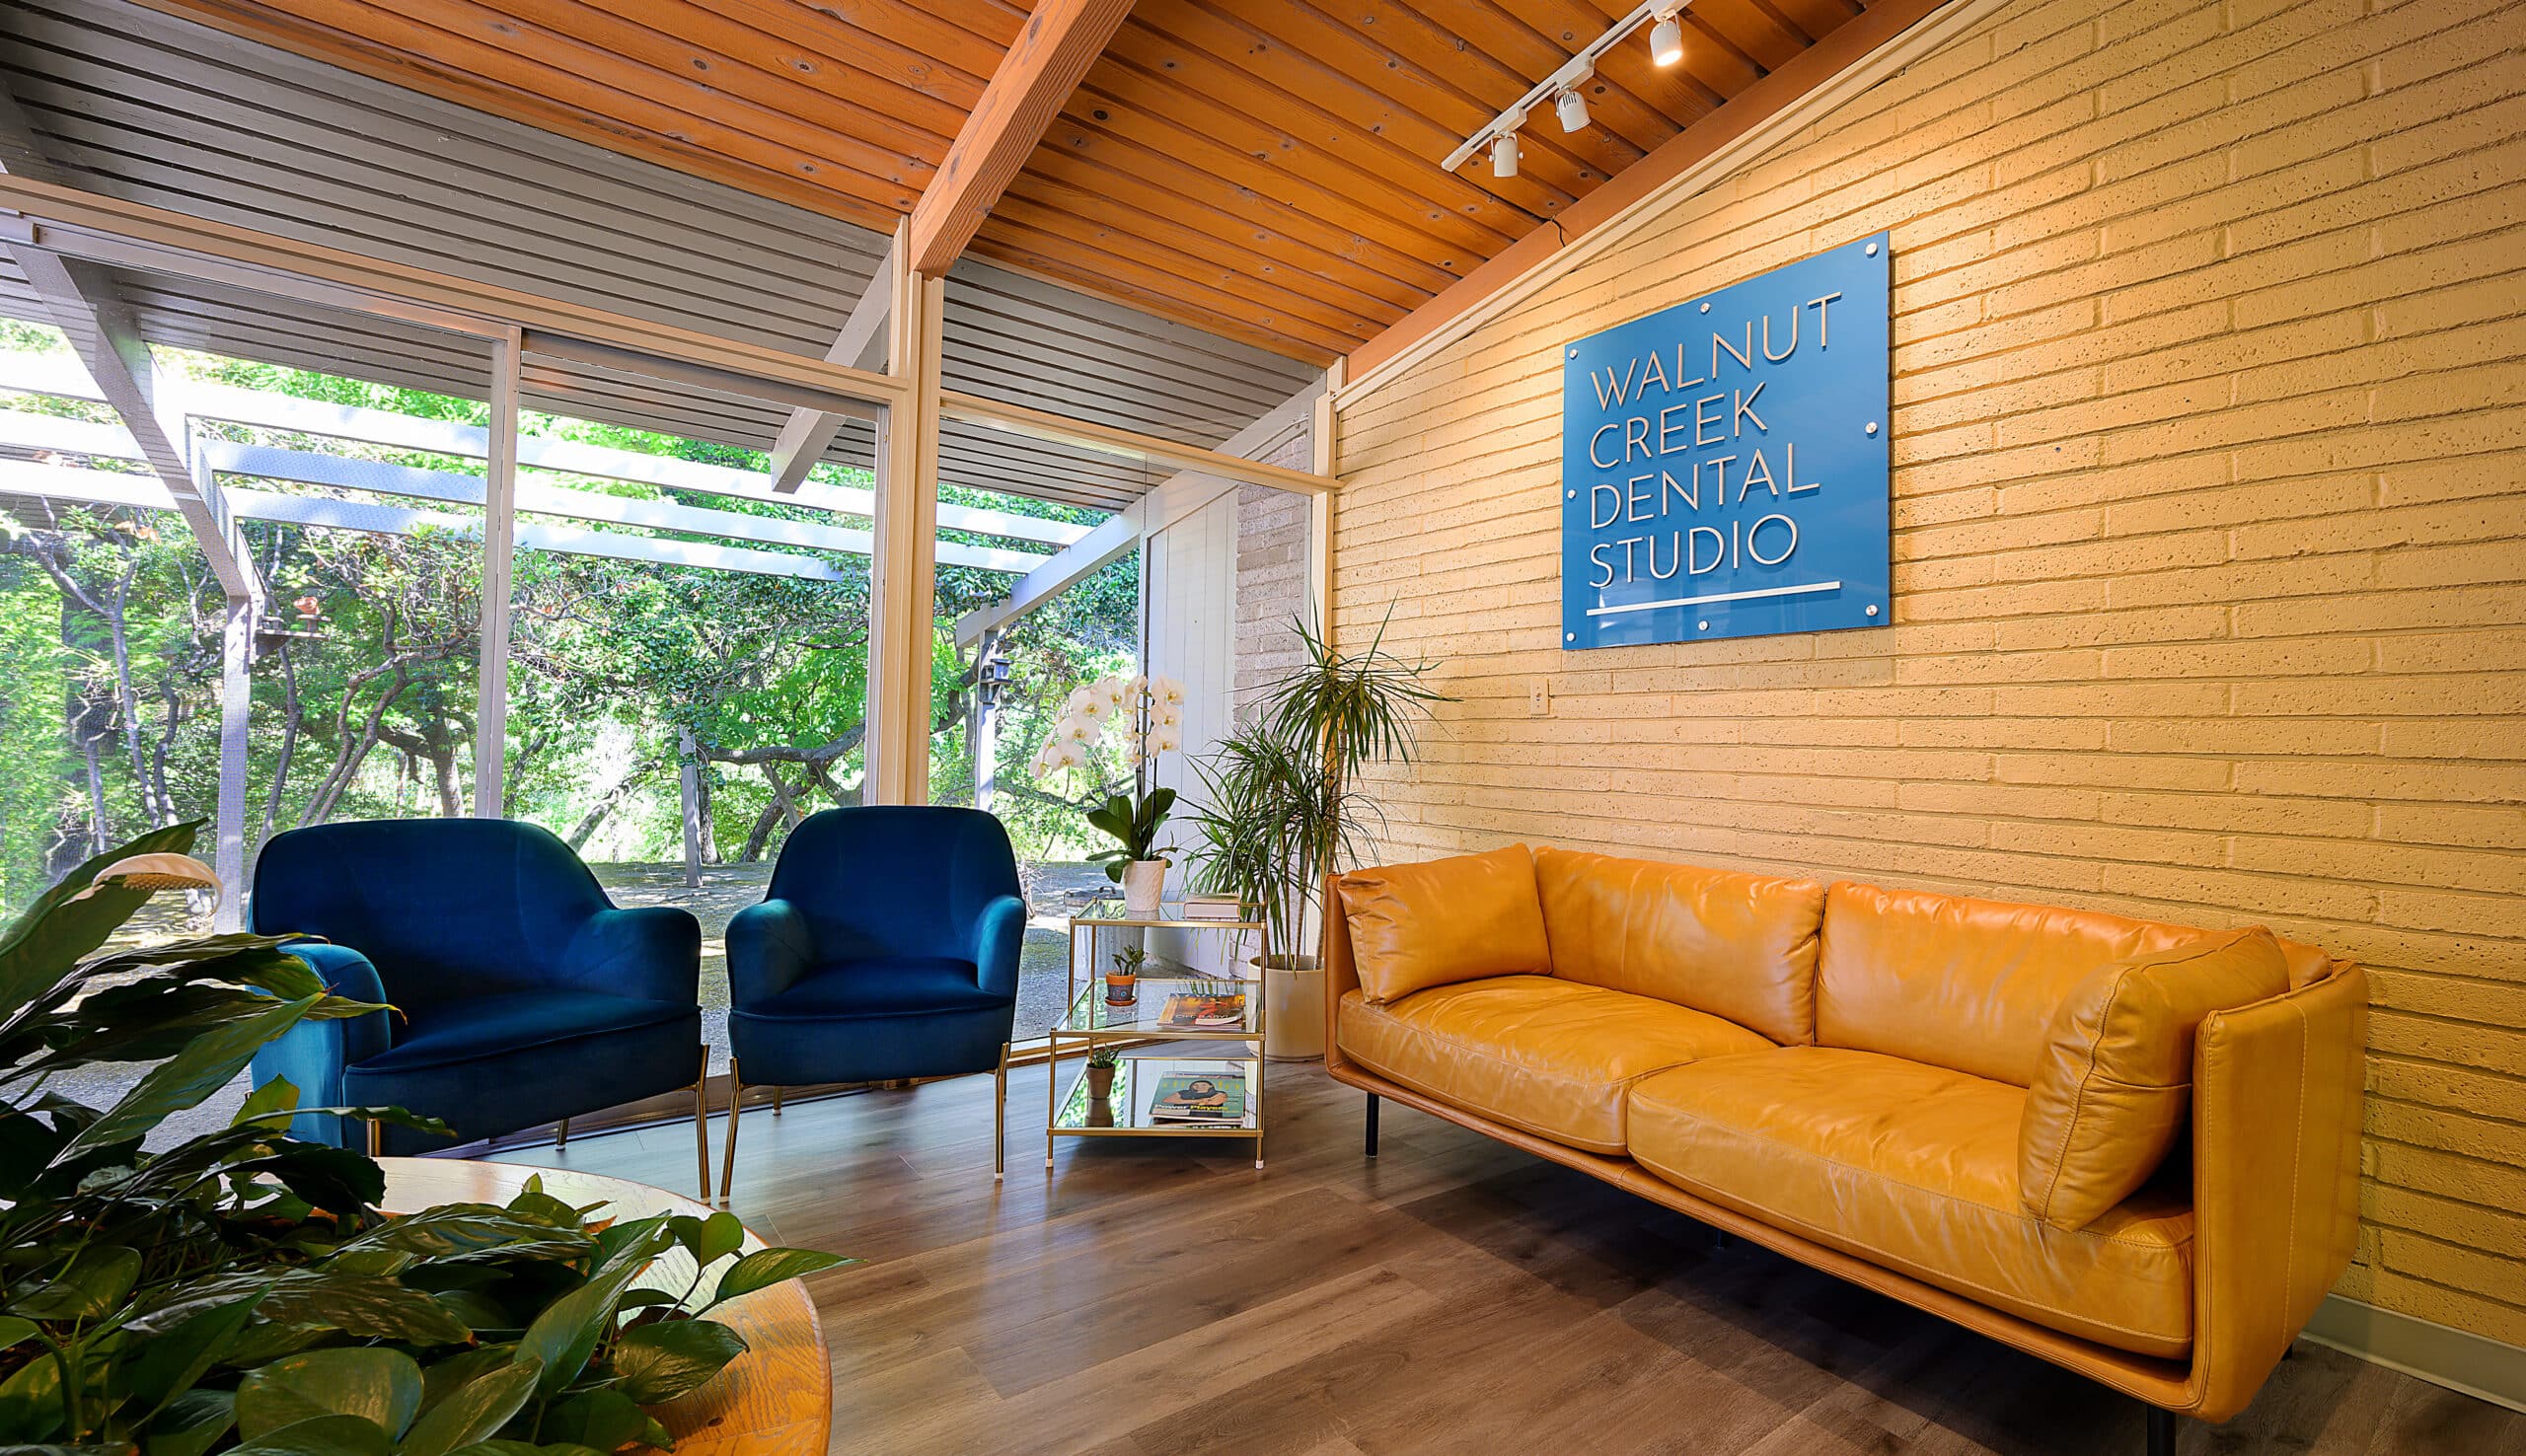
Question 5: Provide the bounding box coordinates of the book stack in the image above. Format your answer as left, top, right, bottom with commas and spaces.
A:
1148, 1069, 1247, 1124
1179, 894, 1248, 921
1158, 990, 1246, 1030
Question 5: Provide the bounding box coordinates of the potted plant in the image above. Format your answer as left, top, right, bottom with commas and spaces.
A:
1029, 674, 1186, 917
0, 822, 851, 1455
1104, 943, 1147, 1005
1084, 1046, 1122, 1109
1188, 614, 1446, 1060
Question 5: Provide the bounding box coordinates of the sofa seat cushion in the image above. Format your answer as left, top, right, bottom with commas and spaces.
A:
1627, 1047, 2195, 1359
1337, 976, 1775, 1154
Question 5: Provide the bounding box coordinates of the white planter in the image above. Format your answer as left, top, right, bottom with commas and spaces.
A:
1121, 859, 1166, 918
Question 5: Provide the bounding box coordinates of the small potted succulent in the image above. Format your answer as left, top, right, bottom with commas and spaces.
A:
1084, 1046, 1122, 1119
1104, 943, 1146, 1005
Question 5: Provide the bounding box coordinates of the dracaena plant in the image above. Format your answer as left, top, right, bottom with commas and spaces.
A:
0, 822, 851, 1456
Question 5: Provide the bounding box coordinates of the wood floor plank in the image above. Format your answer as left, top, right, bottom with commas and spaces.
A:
484, 1061, 2520, 1456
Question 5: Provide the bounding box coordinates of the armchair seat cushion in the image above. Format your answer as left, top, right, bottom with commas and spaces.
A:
1626, 1047, 2195, 1359
364, 990, 696, 1072
1337, 976, 1774, 1154
736, 957, 1011, 1021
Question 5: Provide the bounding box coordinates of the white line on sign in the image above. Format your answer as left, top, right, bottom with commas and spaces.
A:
1587, 580, 1843, 617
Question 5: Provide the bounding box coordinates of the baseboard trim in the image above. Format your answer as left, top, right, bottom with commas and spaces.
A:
2303, 1295, 2526, 1415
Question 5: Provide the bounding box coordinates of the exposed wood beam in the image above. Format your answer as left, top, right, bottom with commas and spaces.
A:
955, 381, 1321, 645
865, 225, 944, 805
768, 236, 896, 494
907, 0, 1135, 277
0, 79, 261, 602
939, 388, 1336, 498
0, 173, 909, 410
1341, 0, 1979, 394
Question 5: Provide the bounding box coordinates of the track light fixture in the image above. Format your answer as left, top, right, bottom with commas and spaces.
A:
1553, 85, 1591, 132
1650, 12, 1685, 67
1442, 2, 1699, 178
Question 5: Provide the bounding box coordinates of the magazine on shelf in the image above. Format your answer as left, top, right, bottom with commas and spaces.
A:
1147, 1069, 1247, 1124
1158, 990, 1247, 1030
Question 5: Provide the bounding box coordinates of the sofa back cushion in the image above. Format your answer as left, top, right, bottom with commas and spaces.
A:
2019, 927, 2290, 1230
1534, 848, 1825, 1045
1338, 845, 1552, 1004
1817, 882, 2208, 1086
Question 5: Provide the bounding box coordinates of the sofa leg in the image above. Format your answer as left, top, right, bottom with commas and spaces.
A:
718, 1058, 743, 1205
2146, 1407, 2178, 1456
555, 1117, 569, 1149
1711, 1228, 1733, 1251
693, 1055, 712, 1203
1365, 1093, 1379, 1157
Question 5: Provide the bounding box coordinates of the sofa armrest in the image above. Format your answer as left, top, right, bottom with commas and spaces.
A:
1322, 873, 1360, 1075
251, 941, 394, 1149
727, 899, 817, 1007
2185, 961, 2367, 1421
973, 894, 1026, 1001
561, 906, 703, 1003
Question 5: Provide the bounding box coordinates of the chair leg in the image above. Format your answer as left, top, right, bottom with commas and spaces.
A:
555, 1117, 569, 1149
693, 1054, 712, 1204
718, 1058, 743, 1205
995, 1043, 1009, 1182
772, 1085, 783, 1116
2146, 1407, 2178, 1456
1365, 1093, 1379, 1156
365, 1118, 381, 1158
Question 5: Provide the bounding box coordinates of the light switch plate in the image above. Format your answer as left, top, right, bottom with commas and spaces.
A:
1528, 681, 1551, 717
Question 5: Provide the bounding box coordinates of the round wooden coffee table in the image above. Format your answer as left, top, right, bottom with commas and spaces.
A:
379, 1158, 831, 1456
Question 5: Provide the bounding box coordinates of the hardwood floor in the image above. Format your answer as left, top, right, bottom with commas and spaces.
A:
490, 1061, 2524, 1456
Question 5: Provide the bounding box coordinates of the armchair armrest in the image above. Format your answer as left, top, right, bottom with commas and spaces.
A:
973, 894, 1026, 1001
250, 941, 394, 1149
2184, 961, 2368, 1422
727, 899, 817, 1007
561, 906, 703, 1003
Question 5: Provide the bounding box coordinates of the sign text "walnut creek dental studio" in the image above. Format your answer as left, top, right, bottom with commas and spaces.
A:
1558, 234, 1893, 648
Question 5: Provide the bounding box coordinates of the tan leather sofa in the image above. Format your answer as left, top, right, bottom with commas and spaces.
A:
1324, 845, 2366, 1444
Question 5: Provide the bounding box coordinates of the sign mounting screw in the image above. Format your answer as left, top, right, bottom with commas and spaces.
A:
1568, 348, 1578, 358
1865, 421, 1880, 435
1697, 619, 1709, 630
1866, 605, 1880, 617
1698, 302, 1710, 314
1866, 241, 1880, 256
1565, 631, 1576, 641
1566, 488, 1577, 499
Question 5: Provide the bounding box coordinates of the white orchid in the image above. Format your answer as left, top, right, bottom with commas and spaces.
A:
1045, 740, 1087, 773
1150, 726, 1182, 754
1152, 674, 1186, 706
1054, 713, 1099, 747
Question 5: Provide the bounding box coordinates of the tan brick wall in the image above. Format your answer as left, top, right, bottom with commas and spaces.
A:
1331, 0, 2526, 1347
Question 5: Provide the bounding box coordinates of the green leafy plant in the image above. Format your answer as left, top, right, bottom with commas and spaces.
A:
1085, 1047, 1122, 1071
0, 822, 852, 1456
1188, 613, 1448, 966
1082, 787, 1176, 884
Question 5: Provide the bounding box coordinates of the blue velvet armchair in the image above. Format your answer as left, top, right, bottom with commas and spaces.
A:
247, 818, 711, 1196
723, 806, 1026, 1193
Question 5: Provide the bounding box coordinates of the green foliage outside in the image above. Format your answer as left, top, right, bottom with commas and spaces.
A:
0, 321, 1137, 913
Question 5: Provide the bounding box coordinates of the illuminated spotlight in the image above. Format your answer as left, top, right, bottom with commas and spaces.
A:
1650, 14, 1684, 66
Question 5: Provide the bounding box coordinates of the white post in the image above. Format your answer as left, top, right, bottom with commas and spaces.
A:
472, 328, 521, 818
972, 626, 1000, 812
214, 590, 256, 931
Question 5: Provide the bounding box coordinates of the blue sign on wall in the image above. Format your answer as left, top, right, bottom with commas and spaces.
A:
1560, 234, 1891, 649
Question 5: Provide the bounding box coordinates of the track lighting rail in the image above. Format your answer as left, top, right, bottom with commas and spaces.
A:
1441, 1, 1691, 178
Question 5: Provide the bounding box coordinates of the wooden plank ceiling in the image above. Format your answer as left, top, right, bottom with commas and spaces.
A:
121, 0, 1879, 367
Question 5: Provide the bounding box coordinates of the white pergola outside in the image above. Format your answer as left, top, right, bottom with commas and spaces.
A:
0, 172, 1338, 926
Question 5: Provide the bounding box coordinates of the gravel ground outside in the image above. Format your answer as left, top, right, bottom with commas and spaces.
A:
62, 858, 1115, 1148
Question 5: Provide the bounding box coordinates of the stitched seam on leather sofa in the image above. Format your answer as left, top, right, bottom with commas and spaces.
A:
1641, 1100, 2194, 1254
1350, 1001, 1731, 1142
1634, 1140, 2192, 1345
1350, 1052, 1628, 1156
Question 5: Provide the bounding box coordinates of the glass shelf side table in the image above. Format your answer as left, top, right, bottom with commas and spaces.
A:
1051, 901, 1267, 1172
